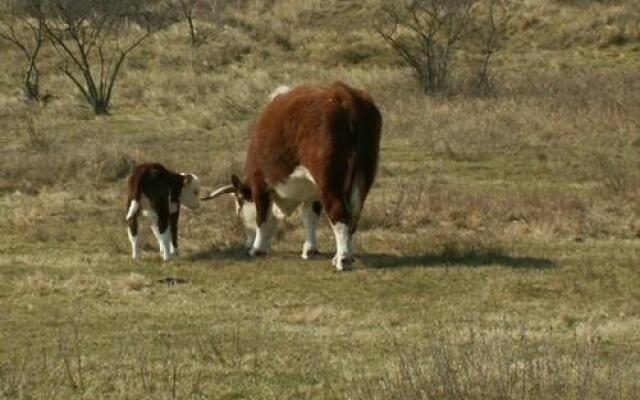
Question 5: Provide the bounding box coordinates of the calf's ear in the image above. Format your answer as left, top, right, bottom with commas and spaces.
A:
183, 174, 193, 185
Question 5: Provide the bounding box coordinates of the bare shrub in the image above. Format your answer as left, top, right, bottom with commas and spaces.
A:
0, 0, 47, 101
175, 0, 223, 46
42, 0, 166, 115
378, 0, 510, 95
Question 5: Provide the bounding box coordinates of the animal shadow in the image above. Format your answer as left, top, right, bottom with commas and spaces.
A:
359, 246, 553, 270
185, 244, 249, 262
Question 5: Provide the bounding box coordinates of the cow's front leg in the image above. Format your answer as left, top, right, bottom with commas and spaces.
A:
301, 201, 321, 259
249, 191, 276, 257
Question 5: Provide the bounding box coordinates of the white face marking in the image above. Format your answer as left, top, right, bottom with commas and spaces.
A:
235, 194, 287, 249
180, 174, 201, 210
237, 196, 257, 230
249, 211, 278, 256
273, 166, 319, 202
269, 85, 291, 101
331, 222, 352, 271
127, 228, 139, 259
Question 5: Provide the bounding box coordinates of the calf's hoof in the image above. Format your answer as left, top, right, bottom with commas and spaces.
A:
248, 248, 267, 257
301, 248, 320, 260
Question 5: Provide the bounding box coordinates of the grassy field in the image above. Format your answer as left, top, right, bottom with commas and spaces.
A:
1, 0, 639, 398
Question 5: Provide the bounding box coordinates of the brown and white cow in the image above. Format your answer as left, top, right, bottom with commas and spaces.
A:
125, 162, 201, 261
203, 81, 382, 271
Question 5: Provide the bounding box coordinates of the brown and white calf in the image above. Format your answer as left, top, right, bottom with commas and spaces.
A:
203, 81, 382, 271
125, 163, 201, 261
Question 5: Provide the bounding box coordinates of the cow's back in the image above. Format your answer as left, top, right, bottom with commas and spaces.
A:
245, 81, 381, 191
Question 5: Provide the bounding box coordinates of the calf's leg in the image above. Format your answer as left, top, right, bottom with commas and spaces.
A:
127, 217, 140, 259
149, 201, 172, 262
170, 210, 179, 256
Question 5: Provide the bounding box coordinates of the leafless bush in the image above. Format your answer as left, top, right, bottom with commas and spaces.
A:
175, 0, 223, 46
42, 0, 167, 114
0, 0, 47, 101
378, 0, 510, 95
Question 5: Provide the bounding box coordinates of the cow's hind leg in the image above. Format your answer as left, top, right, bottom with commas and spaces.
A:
301, 201, 321, 259
320, 191, 353, 271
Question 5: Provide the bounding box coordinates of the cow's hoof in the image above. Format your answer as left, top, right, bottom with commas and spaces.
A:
249, 248, 267, 257
302, 248, 320, 260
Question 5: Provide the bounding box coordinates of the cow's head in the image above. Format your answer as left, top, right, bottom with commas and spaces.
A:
180, 173, 202, 209
201, 174, 258, 242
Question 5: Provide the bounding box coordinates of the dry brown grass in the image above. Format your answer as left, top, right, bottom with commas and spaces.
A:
1, 0, 639, 399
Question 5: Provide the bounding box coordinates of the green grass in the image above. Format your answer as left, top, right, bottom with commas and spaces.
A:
1, 0, 640, 398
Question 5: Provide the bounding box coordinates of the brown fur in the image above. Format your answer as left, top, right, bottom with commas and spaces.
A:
126, 163, 191, 250
236, 81, 382, 231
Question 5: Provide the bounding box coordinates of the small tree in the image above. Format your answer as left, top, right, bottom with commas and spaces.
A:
378, 0, 508, 95
176, 0, 223, 47
0, 0, 47, 101
470, 0, 510, 94
42, 0, 161, 114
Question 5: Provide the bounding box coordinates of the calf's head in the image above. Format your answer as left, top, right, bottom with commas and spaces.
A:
180, 173, 202, 209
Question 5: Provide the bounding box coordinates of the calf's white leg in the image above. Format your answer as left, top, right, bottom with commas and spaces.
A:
159, 227, 172, 261
127, 227, 140, 259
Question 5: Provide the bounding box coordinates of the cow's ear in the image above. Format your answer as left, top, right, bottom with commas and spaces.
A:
183, 174, 193, 185
231, 174, 242, 190
231, 174, 252, 201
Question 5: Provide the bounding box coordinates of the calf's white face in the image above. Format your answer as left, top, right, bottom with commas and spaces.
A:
180, 174, 201, 209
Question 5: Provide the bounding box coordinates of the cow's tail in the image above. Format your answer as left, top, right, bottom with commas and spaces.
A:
343, 95, 382, 230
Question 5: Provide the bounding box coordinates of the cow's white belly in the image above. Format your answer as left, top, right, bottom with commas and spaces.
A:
273, 166, 319, 203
